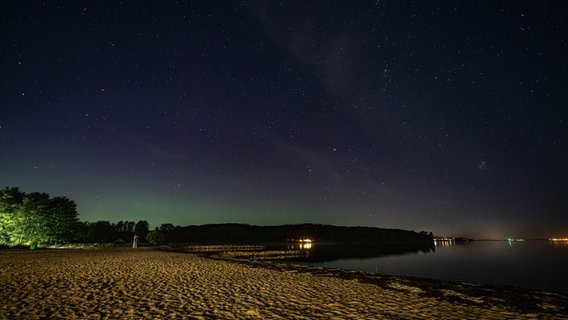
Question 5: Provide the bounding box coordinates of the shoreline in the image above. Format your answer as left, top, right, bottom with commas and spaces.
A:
1, 248, 567, 319
211, 253, 568, 314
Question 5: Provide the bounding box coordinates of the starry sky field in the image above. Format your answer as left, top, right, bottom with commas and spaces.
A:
1, 1, 566, 239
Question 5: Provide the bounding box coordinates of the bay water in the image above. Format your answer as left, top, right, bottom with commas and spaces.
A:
284, 240, 568, 294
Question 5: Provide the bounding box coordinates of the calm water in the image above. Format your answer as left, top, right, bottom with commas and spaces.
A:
285, 240, 568, 294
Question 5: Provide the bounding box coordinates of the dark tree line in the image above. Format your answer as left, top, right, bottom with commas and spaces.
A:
2, 187, 434, 248
75, 220, 177, 245
74, 220, 149, 244
167, 223, 434, 244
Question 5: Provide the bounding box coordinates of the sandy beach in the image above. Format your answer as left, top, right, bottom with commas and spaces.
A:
1, 248, 566, 319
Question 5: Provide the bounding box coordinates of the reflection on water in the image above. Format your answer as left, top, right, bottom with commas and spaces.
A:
550, 238, 568, 246
280, 241, 435, 263
434, 237, 455, 247
434, 237, 474, 247
287, 241, 312, 250
280, 240, 568, 295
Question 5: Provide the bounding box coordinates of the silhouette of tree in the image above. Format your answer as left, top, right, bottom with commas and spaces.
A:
86, 220, 114, 243
134, 220, 149, 240
159, 223, 175, 233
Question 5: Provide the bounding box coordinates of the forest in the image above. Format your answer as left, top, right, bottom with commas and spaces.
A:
0, 187, 158, 247
166, 223, 433, 243
1, 187, 433, 248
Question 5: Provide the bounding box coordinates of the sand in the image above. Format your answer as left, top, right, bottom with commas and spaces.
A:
1, 248, 566, 319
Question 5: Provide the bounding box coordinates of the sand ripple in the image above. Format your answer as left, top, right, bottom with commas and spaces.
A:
1, 248, 566, 319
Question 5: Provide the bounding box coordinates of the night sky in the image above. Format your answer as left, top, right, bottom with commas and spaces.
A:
1, 1, 567, 239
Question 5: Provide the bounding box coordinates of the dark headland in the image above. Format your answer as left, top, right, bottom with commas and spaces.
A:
166, 223, 433, 243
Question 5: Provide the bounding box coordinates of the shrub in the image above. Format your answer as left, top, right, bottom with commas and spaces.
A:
146, 230, 166, 246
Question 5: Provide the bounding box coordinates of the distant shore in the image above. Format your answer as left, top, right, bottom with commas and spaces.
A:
1, 248, 566, 319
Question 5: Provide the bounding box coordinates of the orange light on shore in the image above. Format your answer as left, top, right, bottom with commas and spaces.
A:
286, 238, 313, 249
433, 237, 455, 246
296, 239, 312, 249
549, 238, 568, 246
